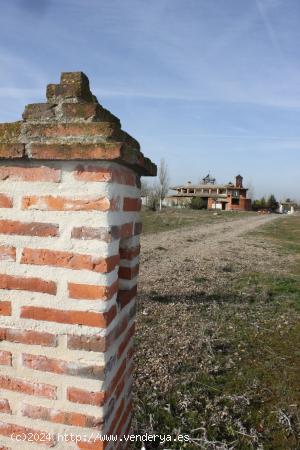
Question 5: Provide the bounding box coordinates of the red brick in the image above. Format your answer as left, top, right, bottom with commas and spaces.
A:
0, 351, 12, 366
61, 103, 98, 120
20, 305, 117, 328
0, 302, 11, 316
67, 334, 107, 353
120, 223, 133, 238
123, 197, 141, 211
0, 375, 56, 399
67, 105, 121, 127
118, 264, 139, 280
77, 440, 106, 450
67, 314, 129, 353
74, 165, 136, 186
0, 328, 57, 347
0, 194, 12, 208
127, 346, 134, 362
60, 103, 121, 124
112, 316, 129, 342
0, 399, 11, 414
117, 286, 137, 309
22, 403, 103, 429
0, 421, 55, 446
0, 219, 59, 237
0, 274, 56, 295
68, 280, 118, 300
119, 245, 140, 260
134, 222, 142, 235
71, 226, 120, 241
26, 122, 117, 139
29, 143, 122, 160
22, 354, 104, 380
108, 360, 127, 397
0, 166, 61, 182
47, 78, 93, 101
22, 103, 56, 120
116, 169, 137, 187
0, 246, 16, 262
0, 143, 24, 159
22, 195, 118, 211
74, 166, 116, 182
67, 387, 106, 406
117, 324, 135, 358
21, 248, 120, 273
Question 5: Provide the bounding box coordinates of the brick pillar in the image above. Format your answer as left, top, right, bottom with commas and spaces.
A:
0, 72, 156, 449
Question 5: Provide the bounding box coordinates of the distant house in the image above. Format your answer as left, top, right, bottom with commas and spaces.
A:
167, 174, 252, 211
279, 200, 297, 214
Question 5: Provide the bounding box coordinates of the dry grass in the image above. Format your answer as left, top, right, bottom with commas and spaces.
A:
141, 208, 255, 235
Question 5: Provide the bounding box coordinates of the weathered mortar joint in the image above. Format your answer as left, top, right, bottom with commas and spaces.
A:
0, 71, 156, 449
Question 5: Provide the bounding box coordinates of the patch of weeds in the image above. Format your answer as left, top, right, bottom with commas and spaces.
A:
235, 272, 300, 309
193, 276, 207, 284
251, 216, 300, 257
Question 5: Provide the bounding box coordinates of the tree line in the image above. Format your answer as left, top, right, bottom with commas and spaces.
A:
252, 194, 279, 211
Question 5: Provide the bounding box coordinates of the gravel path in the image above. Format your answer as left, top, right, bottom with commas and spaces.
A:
138, 213, 280, 300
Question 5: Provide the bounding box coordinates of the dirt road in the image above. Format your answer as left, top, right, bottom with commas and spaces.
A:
138, 213, 280, 300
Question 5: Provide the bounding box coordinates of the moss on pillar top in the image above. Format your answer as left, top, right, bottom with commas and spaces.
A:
0, 122, 22, 143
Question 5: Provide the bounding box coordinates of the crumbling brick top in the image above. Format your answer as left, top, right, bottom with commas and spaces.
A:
0, 72, 156, 176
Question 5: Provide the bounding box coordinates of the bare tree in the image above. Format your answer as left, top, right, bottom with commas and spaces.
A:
246, 179, 255, 200
140, 179, 150, 207
141, 180, 159, 210
148, 186, 159, 211
156, 158, 169, 210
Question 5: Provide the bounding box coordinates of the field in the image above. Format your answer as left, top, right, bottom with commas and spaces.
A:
140, 208, 255, 234
132, 211, 300, 449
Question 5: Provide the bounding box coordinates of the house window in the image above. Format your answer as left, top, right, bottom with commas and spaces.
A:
232, 198, 240, 205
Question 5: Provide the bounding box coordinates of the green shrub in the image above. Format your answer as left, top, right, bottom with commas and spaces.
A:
190, 197, 207, 210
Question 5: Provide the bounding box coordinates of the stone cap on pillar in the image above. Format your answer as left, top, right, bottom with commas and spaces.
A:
0, 72, 157, 176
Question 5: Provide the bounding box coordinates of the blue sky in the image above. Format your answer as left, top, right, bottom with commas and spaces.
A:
0, 0, 300, 200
